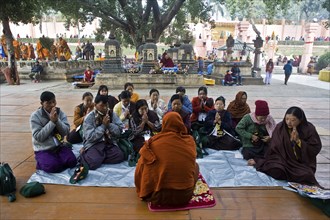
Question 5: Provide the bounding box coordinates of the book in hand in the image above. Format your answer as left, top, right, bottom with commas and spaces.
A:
283, 182, 330, 200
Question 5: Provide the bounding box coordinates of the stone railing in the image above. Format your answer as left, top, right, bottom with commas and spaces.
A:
94, 73, 205, 89
213, 61, 253, 77
0, 60, 104, 81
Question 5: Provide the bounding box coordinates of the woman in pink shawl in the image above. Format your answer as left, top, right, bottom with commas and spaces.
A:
235, 100, 276, 160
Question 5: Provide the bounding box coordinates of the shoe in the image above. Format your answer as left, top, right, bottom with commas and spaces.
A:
69, 164, 89, 184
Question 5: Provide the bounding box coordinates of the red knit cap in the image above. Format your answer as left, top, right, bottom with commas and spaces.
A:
255, 100, 269, 116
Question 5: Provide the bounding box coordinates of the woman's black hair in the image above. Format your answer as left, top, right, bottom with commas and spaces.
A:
176, 86, 186, 94
170, 94, 183, 104
135, 99, 148, 111
97, 85, 108, 95
82, 92, 93, 100
149, 88, 159, 96
284, 106, 307, 125
215, 96, 226, 106
119, 90, 131, 99
198, 86, 207, 95
124, 82, 134, 90
94, 95, 108, 104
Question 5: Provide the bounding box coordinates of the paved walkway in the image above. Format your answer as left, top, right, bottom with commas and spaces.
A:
0, 75, 329, 219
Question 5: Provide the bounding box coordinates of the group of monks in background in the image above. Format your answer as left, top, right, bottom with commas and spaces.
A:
0, 35, 71, 61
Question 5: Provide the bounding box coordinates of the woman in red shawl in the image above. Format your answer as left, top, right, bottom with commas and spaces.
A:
227, 91, 251, 128
250, 107, 322, 186
160, 52, 174, 68
135, 112, 199, 206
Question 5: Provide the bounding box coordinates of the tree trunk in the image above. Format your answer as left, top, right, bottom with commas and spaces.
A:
2, 17, 15, 67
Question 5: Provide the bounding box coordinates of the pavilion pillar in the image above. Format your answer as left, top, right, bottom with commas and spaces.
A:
299, 23, 319, 74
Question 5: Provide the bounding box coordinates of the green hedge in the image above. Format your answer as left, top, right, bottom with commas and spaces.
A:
277, 41, 330, 46
316, 52, 330, 70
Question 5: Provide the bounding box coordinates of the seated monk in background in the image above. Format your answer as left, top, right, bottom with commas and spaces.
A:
135, 112, 199, 206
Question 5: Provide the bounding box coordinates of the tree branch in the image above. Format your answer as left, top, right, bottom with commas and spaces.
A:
151, 0, 161, 23
153, 0, 185, 39
142, 0, 152, 22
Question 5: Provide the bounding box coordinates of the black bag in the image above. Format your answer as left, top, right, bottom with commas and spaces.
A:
0, 163, 16, 202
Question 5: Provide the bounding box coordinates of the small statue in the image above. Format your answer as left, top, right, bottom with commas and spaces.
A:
226, 35, 234, 48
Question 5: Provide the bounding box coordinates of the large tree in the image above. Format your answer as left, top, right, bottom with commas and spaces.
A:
49, 0, 215, 48
0, 0, 43, 61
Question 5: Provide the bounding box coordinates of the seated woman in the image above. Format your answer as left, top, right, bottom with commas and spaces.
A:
67, 92, 94, 144
227, 91, 251, 128
167, 94, 191, 132
147, 88, 166, 124
204, 96, 241, 150
224, 70, 235, 86
124, 82, 139, 103
250, 107, 322, 186
97, 85, 118, 111
159, 52, 174, 68
129, 99, 161, 152
83, 66, 94, 82
135, 112, 199, 206
80, 95, 125, 170
113, 90, 136, 130
167, 86, 192, 114
236, 100, 276, 160
191, 86, 214, 125
30, 91, 77, 173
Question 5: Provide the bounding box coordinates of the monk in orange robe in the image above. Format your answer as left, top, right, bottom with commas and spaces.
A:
28, 43, 36, 60
13, 40, 21, 60
36, 40, 50, 60
135, 112, 199, 206
20, 42, 29, 60
57, 37, 71, 61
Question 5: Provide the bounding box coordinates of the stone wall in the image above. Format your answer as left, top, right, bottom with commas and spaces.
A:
94, 73, 205, 89
0, 60, 103, 81
213, 61, 253, 76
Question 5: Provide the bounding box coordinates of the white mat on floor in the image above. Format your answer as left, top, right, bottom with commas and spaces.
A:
28, 144, 287, 187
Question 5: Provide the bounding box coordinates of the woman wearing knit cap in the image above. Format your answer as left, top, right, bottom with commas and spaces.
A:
227, 91, 251, 128
235, 100, 276, 160
250, 107, 322, 186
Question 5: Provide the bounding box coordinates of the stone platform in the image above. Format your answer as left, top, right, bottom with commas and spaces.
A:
94, 73, 205, 89
0, 60, 103, 82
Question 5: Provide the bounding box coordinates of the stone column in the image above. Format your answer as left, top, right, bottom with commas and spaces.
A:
299, 23, 319, 74
253, 36, 264, 78
281, 19, 285, 41
237, 19, 250, 43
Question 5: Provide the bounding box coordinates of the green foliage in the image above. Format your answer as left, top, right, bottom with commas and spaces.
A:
0, 0, 41, 24
39, 37, 54, 50
316, 52, 330, 70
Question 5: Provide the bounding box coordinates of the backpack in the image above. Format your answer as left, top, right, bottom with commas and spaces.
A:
0, 163, 16, 202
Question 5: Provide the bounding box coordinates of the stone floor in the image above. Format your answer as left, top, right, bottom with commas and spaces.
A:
0, 74, 329, 219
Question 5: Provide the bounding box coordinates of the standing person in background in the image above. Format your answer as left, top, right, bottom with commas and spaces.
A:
28, 43, 36, 60
197, 56, 204, 75
283, 60, 293, 85
265, 59, 274, 85
90, 43, 95, 60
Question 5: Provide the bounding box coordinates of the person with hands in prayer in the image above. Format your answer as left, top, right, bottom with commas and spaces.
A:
250, 107, 322, 186
79, 95, 125, 170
